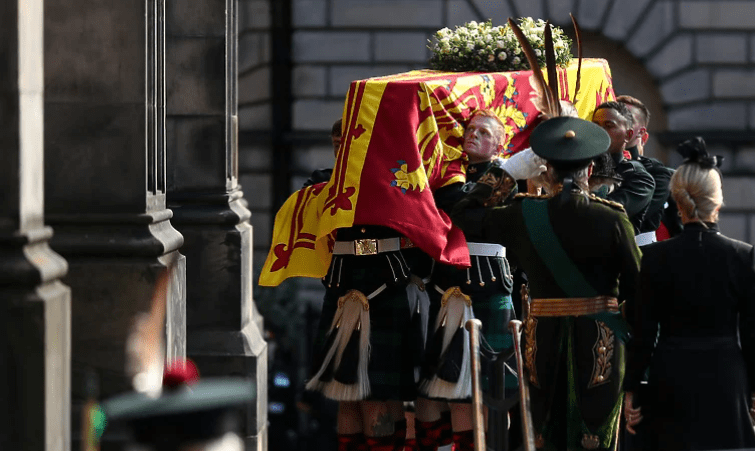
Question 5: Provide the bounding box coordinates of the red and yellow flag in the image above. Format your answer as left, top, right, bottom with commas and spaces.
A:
259, 59, 614, 286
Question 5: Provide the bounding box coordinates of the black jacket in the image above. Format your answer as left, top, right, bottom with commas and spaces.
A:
636, 156, 673, 233
607, 157, 655, 233
624, 222, 755, 450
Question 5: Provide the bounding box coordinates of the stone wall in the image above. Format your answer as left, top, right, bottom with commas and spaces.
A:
239, 0, 275, 274
241, 0, 755, 261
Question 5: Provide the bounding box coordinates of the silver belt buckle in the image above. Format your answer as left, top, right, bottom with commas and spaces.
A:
355, 239, 378, 255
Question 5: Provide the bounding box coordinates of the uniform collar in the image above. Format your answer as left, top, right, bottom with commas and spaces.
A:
467, 161, 492, 182
610, 151, 624, 166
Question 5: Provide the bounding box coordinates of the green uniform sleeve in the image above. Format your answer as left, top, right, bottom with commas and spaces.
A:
619, 210, 645, 392
616, 212, 642, 310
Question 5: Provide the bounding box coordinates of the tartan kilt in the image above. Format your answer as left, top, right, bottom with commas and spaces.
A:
426, 287, 515, 353
430, 254, 515, 350
310, 281, 418, 401
422, 281, 516, 401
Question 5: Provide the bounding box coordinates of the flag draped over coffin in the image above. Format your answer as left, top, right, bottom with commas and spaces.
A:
259, 58, 615, 287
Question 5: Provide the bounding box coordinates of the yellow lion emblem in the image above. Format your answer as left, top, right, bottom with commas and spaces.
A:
390, 160, 427, 193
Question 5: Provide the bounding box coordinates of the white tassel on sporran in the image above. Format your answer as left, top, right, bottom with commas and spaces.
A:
407, 275, 431, 383
420, 286, 475, 399
305, 289, 371, 401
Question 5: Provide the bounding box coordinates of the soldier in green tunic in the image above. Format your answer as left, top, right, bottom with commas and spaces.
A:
450, 117, 641, 451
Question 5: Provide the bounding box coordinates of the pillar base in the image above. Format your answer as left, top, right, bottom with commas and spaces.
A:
0, 227, 71, 451
188, 322, 268, 451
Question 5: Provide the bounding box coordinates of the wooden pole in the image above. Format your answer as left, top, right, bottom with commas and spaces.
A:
509, 319, 537, 451
465, 318, 485, 451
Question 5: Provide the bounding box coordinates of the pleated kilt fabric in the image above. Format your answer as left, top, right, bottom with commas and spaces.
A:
310, 274, 418, 402
420, 254, 516, 401
423, 287, 515, 399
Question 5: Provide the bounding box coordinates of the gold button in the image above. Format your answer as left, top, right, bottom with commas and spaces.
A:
564, 130, 576, 138
599, 346, 606, 354
597, 375, 604, 382
361, 227, 366, 233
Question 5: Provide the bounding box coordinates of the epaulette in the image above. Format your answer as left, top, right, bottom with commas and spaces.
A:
513, 192, 553, 200
588, 194, 625, 212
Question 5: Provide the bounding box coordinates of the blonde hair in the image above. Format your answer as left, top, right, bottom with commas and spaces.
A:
671, 163, 723, 225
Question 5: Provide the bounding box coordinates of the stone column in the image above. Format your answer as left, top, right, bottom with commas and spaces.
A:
43, 0, 186, 445
0, 0, 71, 450
165, 0, 267, 450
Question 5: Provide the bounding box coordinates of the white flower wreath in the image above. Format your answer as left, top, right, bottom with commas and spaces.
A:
428, 18, 573, 72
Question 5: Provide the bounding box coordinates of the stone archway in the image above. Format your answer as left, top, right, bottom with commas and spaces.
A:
569, 30, 670, 162
462, 0, 755, 164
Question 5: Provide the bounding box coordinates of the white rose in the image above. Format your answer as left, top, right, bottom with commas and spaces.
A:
488, 54, 495, 62
467, 43, 475, 51
496, 40, 505, 49
498, 52, 507, 61
535, 49, 542, 57
513, 57, 521, 65
468, 21, 478, 28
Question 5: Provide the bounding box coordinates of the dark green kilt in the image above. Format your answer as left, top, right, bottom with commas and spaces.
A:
311, 281, 418, 401
423, 288, 516, 400
422, 255, 516, 401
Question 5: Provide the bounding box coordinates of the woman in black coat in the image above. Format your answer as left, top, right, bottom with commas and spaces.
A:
623, 138, 755, 450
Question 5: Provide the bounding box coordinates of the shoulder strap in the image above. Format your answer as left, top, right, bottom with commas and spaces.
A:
521, 199, 631, 341
521, 198, 597, 297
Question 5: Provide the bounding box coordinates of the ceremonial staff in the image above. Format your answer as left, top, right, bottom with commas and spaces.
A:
509, 319, 536, 451
465, 318, 485, 451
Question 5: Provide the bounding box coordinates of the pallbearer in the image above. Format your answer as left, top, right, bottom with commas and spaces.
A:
451, 117, 641, 451
416, 110, 545, 451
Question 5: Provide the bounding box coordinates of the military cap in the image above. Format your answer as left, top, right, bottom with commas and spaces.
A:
529, 117, 611, 170
103, 378, 254, 451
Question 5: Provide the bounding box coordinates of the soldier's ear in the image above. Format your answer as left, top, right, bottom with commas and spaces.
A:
639, 128, 649, 145
625, 128, 634, 142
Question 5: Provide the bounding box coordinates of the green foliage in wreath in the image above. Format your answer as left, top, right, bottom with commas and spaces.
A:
428, 18, 573, 72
